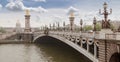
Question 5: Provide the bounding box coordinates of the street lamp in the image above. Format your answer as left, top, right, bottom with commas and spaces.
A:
57, 22, 60, 31
93, 17, 96, 31
103, 2, 107, 9
49, 24, 51, 30
99, 2, 112, 29
53, 23, 55, 31
80, 19, 83, 32
63, 21, 65, 31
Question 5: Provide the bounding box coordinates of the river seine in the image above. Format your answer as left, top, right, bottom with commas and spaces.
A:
0, 38, 91, 62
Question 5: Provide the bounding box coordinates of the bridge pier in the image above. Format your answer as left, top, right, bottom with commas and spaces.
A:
20, 33, 33, 42
98, 40, 106, 62
98, 39, 120, 62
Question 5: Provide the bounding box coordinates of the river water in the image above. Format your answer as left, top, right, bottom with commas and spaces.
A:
0, 38, 91, 62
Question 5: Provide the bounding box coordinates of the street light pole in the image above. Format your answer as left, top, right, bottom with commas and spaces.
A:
63, 21, 65, 31
53, 23, 55, 31
80, 19, 83, 32
99, 2, 112, 29
93, 17, 96, 32
99, 2, 112, 62
57, 22, 59, 31
49, 24, 51, 31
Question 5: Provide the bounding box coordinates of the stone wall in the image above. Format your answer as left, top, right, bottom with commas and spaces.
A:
98, 39, 119, 62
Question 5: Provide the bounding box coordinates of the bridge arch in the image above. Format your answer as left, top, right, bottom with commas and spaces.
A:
33, 34, 98, 62
109, 52, 120, 62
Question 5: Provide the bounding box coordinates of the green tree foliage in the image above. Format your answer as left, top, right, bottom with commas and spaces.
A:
110, 24, 115, 30
0, 27, 6, 33
96, 23, 101, 31
83, 25, 93, 31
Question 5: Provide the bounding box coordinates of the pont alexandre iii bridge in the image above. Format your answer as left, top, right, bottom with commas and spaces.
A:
0, 2, 120, 62
35, 30, 120, 62
1, 29, 120, 62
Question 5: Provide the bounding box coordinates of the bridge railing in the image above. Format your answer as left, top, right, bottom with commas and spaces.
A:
49, 31, 96, 38
42, 30, 120, 40
105, 33, 120, 40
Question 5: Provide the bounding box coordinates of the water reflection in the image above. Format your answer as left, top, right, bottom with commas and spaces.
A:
0, 44, 48, 62
35, 40, 92, 62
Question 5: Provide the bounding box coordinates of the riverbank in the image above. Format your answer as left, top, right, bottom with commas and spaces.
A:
0, 40, 34, 44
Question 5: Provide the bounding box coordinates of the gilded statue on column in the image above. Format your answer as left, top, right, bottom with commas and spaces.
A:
26, 9, 30, 15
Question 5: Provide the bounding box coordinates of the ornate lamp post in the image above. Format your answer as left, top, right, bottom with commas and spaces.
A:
63, 21, 65, 31
99, 3, 112, 62
57, 22, 60, 31
49, 24, 51, 30
80, 19, 83, 32
53, 23, 55, 31
93, 17, 96, 31
99, 2, 112, 29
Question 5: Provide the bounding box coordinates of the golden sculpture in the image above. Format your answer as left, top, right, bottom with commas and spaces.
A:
26, 9, 30, 15
70, 12, 74, 17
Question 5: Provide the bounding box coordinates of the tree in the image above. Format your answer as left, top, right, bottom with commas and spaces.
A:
96, 23, 101, 31
110, 24, 115, 30
0, 27, 6, 33
83, 25, 93, 31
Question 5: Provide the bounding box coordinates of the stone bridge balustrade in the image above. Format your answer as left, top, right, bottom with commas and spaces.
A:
105, 33, 120, 40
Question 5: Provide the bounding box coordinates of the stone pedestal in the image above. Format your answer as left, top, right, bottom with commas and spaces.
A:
24, 28, 31, 32
99, 29, 113, 39
101, 29, 113, 33
21, 32, 33, 42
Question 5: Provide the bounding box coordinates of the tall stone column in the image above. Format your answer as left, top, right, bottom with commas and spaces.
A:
23, 9, 33, 42
24, 9, 31, 32
69, 12, 74, 31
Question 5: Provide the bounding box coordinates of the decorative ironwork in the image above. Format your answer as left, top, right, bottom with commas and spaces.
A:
93, 17, 96, 31
63, 21, 65, 31
99, 2, 112, 29
80, 19, 83, 31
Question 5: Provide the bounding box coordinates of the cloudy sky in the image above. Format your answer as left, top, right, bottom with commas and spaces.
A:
0, 0, 119, 27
